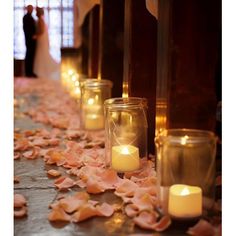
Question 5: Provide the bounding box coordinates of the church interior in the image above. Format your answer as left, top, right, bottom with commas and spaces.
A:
13, 0, 222, 235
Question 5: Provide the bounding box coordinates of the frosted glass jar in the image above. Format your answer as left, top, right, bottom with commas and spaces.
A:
104, 97, 148, 173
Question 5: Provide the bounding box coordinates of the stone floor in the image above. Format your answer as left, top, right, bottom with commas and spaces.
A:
14, 77, 220, 236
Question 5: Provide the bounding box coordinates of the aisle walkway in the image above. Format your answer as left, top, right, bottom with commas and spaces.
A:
14, 77, 221, 236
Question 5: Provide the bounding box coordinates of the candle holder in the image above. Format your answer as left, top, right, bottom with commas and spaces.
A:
155, 129, 217, 221
69, 76, 86, 102
104, 97, 148, 173
80, 79, 113, 131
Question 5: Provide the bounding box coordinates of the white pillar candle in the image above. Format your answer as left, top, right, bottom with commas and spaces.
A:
168, 184, 202, 219
85, 114, 104, 130
111, 145, 140, 172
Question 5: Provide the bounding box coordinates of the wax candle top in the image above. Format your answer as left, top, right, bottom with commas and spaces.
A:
111, 145, 140, 172
120, 146, 130, 155
180, 187, 190, 195
170, 184, 202, 196
168, 184, 202, 219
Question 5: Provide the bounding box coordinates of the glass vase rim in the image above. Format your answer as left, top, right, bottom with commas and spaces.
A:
155, 128, 217, 144
82, 78, 113, 88
104, 97, 148, 109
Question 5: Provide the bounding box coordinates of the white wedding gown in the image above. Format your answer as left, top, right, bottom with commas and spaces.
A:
33, 17, 60, 80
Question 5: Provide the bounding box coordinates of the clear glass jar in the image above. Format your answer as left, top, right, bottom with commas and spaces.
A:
70, 77, 86, 102
80, 79, 113, 130
104, 97, 148, 173
155, 129, 217, 220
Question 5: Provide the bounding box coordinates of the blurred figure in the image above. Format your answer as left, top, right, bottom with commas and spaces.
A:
23, 5, 37, 78
33, 7, 60, 80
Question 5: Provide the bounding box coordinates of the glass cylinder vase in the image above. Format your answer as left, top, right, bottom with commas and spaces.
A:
104, 97, 148, 173
80, 79, 113, 131
155, 129, 217, 220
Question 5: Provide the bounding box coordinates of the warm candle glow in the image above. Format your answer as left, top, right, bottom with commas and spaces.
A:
68, 69, 74, 76
71, 75, 77, 82
122, 82, 129, 98
84, 96, 102, 113
85, 114, 104, 130
87, 98, 95, 105
168, 184, 202, 219
121, 146, 129, 154
180, 135, 189, 145
180, 187, 190, 196
111, 145, 140, 172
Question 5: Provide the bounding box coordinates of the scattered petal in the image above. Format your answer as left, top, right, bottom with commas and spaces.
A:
54, 176, 75, 191
187, 219, 216, 236
48, 206, 71, 222
14, 206, 28, 218
14, 176, 20, 184
14, 194, 27, 208
47, 169, 61, 177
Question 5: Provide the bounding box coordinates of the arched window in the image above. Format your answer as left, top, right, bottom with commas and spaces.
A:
14, 0, 74, 62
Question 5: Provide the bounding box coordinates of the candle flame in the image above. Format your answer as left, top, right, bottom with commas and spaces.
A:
90, 114, 98, 119
121, 146, 130, 155
180, 187, 190, 196
87, 98, 95, 105
68, 69, 74, 76
75, 87, 80, 94
180, 135, 189, 145
71, 75, 77, 82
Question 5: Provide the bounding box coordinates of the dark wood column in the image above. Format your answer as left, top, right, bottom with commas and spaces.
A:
124, 0, 158, 154
156, 0, 221, 131
98, 0, 125, 98
88, 5, 100, 78
80, 13, 90, 76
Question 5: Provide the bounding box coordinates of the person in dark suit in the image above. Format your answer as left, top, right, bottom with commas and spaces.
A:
23, 5, 37, 78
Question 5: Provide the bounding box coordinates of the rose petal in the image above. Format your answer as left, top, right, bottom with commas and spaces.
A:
71, 204, 98, 222
187, 219, 216, 236
14, 206, 28, 218
47, 169, 61, 177
14, 194, 27, 208
48, 206, 71, 222
54, 176, 75, 191
96, 202, 114, 217
59, 192, 90, 213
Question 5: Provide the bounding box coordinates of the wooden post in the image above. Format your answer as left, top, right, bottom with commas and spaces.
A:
88, 5, 100, 78
156, 0, 221, 131
98, 0, 125, 97
80, 12, 90, 76
124, 0, 158, 154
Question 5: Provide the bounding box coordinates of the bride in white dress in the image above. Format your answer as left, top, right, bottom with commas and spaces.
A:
33, 7, 60, 80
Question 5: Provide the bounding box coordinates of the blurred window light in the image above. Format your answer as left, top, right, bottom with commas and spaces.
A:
14, 0, 74, 62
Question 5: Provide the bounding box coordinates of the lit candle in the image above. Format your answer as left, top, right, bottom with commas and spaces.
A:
168, 184, 202, 219
70, 86, 81, 100
85, 114, 104, 130
111, 145, 140, 172
83, 98, 102, 113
